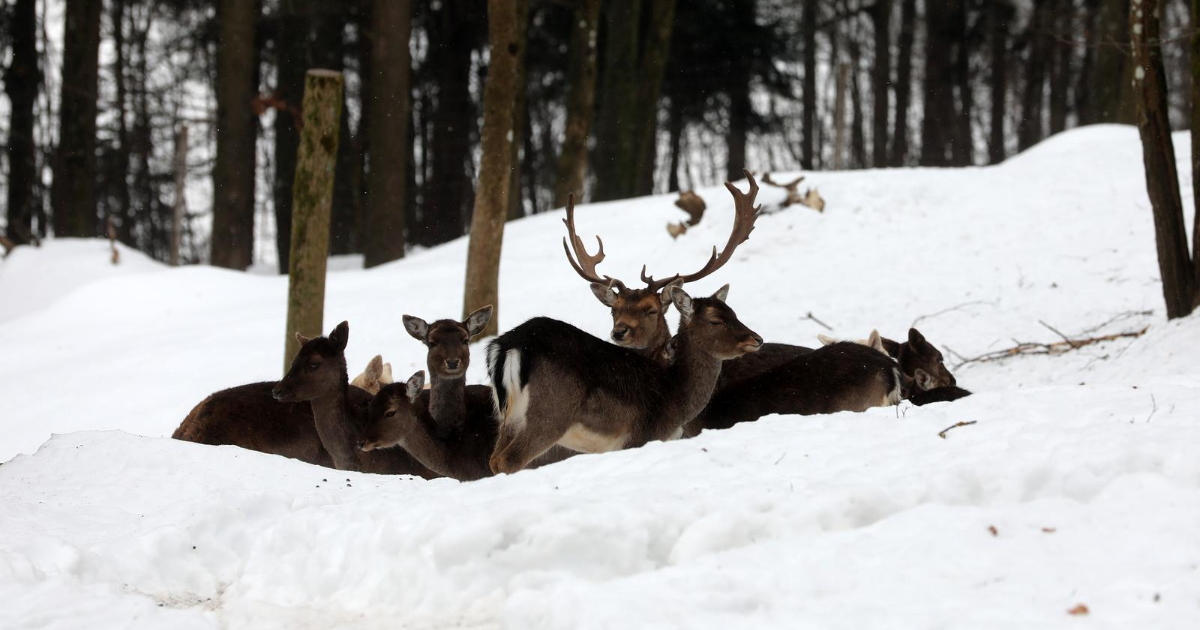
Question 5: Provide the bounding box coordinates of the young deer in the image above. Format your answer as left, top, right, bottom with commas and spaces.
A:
486, 285, 763, 474
818, 327, 960, 396
401, 306, 493, 437
350, 355, 393, 395
564, 173, 899, 434
272, 322, 436, 478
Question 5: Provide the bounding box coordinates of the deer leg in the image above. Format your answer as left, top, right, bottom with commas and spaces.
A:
491, 383, 580, 474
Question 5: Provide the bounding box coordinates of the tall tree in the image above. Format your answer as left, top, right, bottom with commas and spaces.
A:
553, 0, 602, 207
988, 1, 1012, 164
1084, 0, 1134, 124
507, 0, 530, 220
1048, 0, 1070, 135
210, 0, 259, 269
1190, 0, 1200, 307
272, 0, 310, 271
1132, 0, 1195, 318
890, 0, 916, 166
5, 0, 39, 243
1018, 0, 1050, 151
951, 1, 972, 166
920, 0, 956, 166
632, 0, 677, 195
870, 0, 891, 167
801, 0, 817, 170
725, 0, 756, 180
107, 0, 133, 245
422, 0, 479, 246
463, 0, 520, 337
51, 0, 103, 238
592, 1, 642, 200
363, 0, 412, 268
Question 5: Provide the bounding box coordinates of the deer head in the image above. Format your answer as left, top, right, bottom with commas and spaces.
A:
350, 355, 393, 395
402, 305, 492, 379
273, 322, 350, 402
358, 371, 426, 452
563, 171, 762, 354
670, 284, 763, 360
896, 328, 956, 390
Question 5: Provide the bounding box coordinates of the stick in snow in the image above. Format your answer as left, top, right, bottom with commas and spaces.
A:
938, 420, 977, 439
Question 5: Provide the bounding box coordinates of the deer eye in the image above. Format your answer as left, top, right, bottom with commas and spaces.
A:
644, 308, 658, 316
708, 320, 723, 326
307, 361, 320, 371
384, 410, 396, 418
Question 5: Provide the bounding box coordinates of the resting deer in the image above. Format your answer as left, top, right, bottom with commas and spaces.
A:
487, 284, 762, 474
272, 322, 436, 477
563, 172, 899, 435
171, 354, 391, 465
401, 306, 493, 437
818, 327, 961, 398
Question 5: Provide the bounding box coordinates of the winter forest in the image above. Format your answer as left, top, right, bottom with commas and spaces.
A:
2, 0, 1200, 628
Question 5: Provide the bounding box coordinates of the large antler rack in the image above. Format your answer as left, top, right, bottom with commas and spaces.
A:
562, 193, 626, 290
666, 169, 762, 285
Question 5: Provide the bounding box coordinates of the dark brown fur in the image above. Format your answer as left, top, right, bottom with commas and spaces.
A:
402, 306, 491, 437
172, 382, 333, 466
880, 328, 957, 390
908, 385, 972, 405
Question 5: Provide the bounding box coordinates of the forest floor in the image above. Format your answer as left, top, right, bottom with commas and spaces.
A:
1, 125, 1198, 629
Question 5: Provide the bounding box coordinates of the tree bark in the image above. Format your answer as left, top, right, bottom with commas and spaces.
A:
314, 10, 359, 256
1132, 0, 1195, 318
463, 0, 520, 336
891, 0, 916, 166
989, 1, 1012, 164
272, 0, 308, 272
1018, 0, 1049, 152
363, 0, 412, 268
1191, 0, 1200, 300
633, 0, 677, 195
871, 0, 891, 167
109, 0, 133, 245
850, 43, 867, 169
951, 1, 972, 166
834, 63, 847, 169
921, 0, 956, 166
802, 0, 817, 170
1085, 0, 1134, 124
667, 96, 684, 192
51, 0, 102, 238
171, 126, 188, 266
507, 0, 530, 221
592, 0, 642, 201
211, 0, 259, 270
5, 0, 39, 244
422, 0, 477, 246
284, 71, 344, 371
554, 0, 602, 207
1048, 0, 1070, 135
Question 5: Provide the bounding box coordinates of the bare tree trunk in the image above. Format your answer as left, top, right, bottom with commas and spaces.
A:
507, 0, 530, 221
1085, 0, 1134, 124
553, 0, 601, 207
921, 0, 956, 166
633, 0, 677, 195
171, 126, 188, 266
850, 42, 867, 169
363, 0, 412, 268
51, 0, 102, 238
989, 1, 1012, 164
284, 71, 344, 371
727, 0, 754, 181
833, 63, 847, 169
5, 0, 39, 244
1019, 0, 1049, 152
951, 1, 972, 166
1191, 0, 1200, 299
211, 0, 259, 270
592, 0, 642, 200
891, 0, 916, 166
462, 0, 520, 336
109, 0, 133, 245
871, 0, 891, 167
802, 0, 817, 170
271, 0, 309, 272
1048, 0, 1070, 135
1132, 0, 1196, 318
667, 96, 684, 192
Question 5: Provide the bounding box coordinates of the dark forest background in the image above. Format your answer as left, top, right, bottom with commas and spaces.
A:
0, 0, 1187, 270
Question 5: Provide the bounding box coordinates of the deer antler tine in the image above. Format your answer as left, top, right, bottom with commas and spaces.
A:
672, 171, 760, 285
562, 192, 619, 286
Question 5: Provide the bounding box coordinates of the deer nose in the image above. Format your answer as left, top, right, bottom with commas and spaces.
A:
445, 359, 461, 370
271, 386, 284, 400
612, 327, 628, 341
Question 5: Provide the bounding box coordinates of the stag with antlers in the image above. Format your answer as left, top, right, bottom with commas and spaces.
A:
563, 169, 763, 362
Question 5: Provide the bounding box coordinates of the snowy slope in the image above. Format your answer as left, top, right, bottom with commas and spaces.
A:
1, 126, 1199, 628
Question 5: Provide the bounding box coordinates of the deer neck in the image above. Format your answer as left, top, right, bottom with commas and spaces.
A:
641, 326, 673, 364
663, 333, 724, 432
428, 372, 466, 437
392, 415, 456, 479
309, 379, 362, 471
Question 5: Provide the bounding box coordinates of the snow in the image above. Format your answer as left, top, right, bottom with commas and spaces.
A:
2, 125, 1199, 628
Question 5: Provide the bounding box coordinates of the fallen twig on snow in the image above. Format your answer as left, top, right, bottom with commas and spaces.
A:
910, 300, 993, 329
805, 311, 833, 331
953, 326, 1149, 369
938, 420, 977, 439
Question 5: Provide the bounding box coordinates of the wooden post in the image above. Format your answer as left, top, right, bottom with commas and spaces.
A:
283, 70, 344, 373
170, 125, 188, 266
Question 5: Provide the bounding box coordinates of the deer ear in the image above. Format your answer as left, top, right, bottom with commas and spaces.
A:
405, 371, 425, 402
365, 355, 384, 381
295, 332, 312, 345
669, 285, 694, 321
816, 333, 838, 346
590, 282, 618, 307
867, 329, 884, 353
908, 328, 927, 349
711, 284, 730, 303
380, 363, 394, 385
464, 305, 493, 338
402, 315, 429, 341
659, 278, 684, 309
329, 321, 349, 352
914, 368, 935, 392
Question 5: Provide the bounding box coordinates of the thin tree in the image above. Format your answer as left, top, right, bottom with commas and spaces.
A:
5, 0, 39, 243
363, 0, 412, 268
553, 0, 602, 207
988, 1, 1012, 164
921, 0, 956, 166
891, 0, 916, 166
462, 0, 520, 337
51, 0, 103, 238
871, 0, 890, 167
633, 0, 677, 195
1018, 0, 1049, 152
272, 0, 310, 271
210, 0, 260, 269
1132, 0, 1196, 318
592, 1, 643, 200
802, 0, 817, 170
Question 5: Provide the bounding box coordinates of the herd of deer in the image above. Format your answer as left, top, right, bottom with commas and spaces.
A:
173, 172, 971, 481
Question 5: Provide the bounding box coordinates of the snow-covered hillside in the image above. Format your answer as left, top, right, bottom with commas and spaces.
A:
2, 126, 1198, 628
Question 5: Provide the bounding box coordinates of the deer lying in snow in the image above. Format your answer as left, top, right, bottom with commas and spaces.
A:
486, 284, 763, 474
562, 171, 900, 436
817, 327, 968, 403
272, 322, 436, 477
172, 354, 393, 466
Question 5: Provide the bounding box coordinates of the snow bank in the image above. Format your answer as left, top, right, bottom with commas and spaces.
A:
2, 126, 1199, 628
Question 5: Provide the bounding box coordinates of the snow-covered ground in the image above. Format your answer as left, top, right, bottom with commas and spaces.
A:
2, 125, 1198, 628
